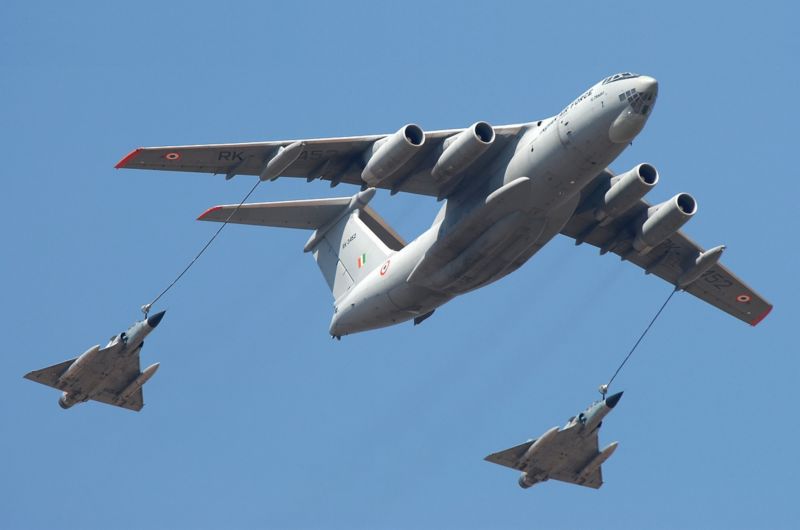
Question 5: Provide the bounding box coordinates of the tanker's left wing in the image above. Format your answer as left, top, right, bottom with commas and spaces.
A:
115, 123, 527, 199
560, 169, 772, 326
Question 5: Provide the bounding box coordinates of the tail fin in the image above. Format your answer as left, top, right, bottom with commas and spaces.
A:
198, 188, 405, 300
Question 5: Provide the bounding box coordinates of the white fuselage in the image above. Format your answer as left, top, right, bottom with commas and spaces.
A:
330, 74, 658, 336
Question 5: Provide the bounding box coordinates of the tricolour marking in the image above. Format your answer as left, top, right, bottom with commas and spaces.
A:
380, 260, 390, 276
114, 148, 143, 169
164, 152, 181, 161
736, 294, 752, 303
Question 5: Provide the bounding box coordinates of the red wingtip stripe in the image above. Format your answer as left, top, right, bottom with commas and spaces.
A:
197, 206, 223, 220
115, 148, 143, 169
750, 305, 773, 326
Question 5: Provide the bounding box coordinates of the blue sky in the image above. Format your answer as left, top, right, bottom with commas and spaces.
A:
2, 1, 798, 529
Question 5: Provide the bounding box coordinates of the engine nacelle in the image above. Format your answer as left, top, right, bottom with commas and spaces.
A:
518, 472, 545, 489
58, 392, 79, 409
361, 124, 425, 186
595, 163, 659, 224
633, 193, 697, 254
431, 121, 495, 184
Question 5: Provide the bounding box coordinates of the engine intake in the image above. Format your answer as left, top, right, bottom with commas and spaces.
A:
633, 192, 697, 254
431, 121, 495, 184
595, 163, 659, 224
361, 124, 425, 186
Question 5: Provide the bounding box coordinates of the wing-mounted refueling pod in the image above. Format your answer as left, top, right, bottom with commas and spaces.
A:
361, 124, 426, 187
432, 121, 495, 197
259, 141, 306, 181
676, 244, 725, 288
632, 192, 697, 255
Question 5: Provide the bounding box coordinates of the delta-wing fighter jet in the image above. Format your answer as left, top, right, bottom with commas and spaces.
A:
485, 392, 623, 489
24, 311, 165, 411
117, 73, 771, 336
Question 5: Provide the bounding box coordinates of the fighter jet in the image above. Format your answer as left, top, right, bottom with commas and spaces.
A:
484, 392, 623, 489
24, 311, 166, 411
116, 73, 771, 336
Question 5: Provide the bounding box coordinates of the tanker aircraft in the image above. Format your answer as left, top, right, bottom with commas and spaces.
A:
116, 72, 771, 337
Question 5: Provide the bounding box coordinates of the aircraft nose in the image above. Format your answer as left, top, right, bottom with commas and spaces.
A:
146, 310, 166, 329
605, 391, 624, 409
637, 76, 658, 98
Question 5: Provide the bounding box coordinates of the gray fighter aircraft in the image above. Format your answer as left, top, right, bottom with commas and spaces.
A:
485, 392, 623, 489
117, 72, 771, 336
24, 311, 165, 411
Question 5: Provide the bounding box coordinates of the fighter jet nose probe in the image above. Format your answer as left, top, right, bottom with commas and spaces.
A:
27, 311, 167, 412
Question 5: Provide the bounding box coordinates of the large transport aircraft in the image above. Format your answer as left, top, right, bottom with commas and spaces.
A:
117, 72, 771, 337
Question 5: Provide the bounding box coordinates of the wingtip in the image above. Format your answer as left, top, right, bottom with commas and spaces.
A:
750, 305, 773, 326
197, 206, 223, 221
115, 148, 143, 169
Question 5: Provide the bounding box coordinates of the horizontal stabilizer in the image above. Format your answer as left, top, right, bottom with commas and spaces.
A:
198, 197, 351, 229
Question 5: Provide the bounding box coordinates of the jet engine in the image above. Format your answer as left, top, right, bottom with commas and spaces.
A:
431, 121, 495, 185
361, 124, 425, 186
58, 392, 79, 409
595, 163, 659, 224
518, 472, 544, 489
633, 193, 697, 254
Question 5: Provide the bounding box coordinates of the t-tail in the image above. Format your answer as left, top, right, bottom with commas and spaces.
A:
198, 188, 405, 303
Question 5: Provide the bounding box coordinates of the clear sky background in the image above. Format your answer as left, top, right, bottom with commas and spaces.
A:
2, 2, 797, 529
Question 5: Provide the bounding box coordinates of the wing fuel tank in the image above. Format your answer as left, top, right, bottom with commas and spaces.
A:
577, 441, 618, 482
58, 344, 101, 386
521, 426, 559, 464
116, 363, 160, 404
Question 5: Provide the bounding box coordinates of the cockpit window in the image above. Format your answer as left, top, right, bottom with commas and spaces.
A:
617, 88, 652, 115
602, 72, 640, 85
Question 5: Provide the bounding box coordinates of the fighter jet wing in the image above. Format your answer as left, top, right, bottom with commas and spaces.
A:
86, 345, 146, 411
115, 124, 527, 198
545, 430, 605, 489
484, 439, 535, 471
92, 387, 143, 412
560, 169, 772, 326
24, 358, 76, 389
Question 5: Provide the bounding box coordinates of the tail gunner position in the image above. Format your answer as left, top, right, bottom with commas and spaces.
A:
117, 73, 771, 336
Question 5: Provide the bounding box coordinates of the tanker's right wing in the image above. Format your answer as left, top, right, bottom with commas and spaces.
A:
560, 168, 772, 326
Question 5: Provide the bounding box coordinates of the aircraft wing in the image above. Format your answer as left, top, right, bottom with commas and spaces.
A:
115, 124, 527, 198
560, 169, 772, 326
485, 427, 605, 489
86, 344, 146, 411
25, 344, 147, 411
545, 430, 604, 489
484, 439, 535, 471
24, 358, 76, 390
